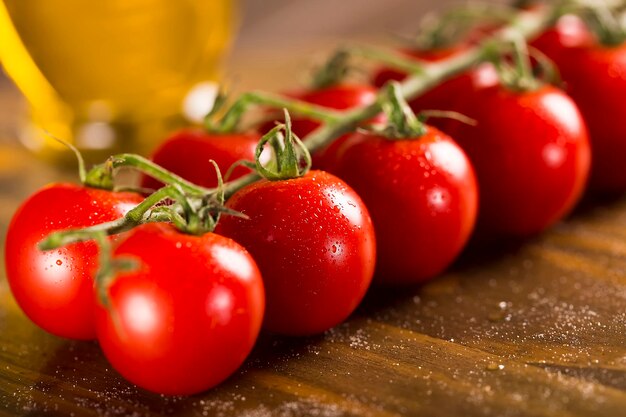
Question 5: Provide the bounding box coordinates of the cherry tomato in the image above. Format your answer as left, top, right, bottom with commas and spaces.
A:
332, 127, 478, 285
141, 129, 261, 190
530, 14, 593, 61
95, 223, 264, 395
445, 84, 591, 237
5, 183, 142, 340
532, 16, 626, 193
372, 48, 499, 130
215, 170, 375, 335
262, 84, 382, 171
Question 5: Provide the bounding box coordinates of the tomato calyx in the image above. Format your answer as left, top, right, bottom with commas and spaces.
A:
80, 155, 238, 234
579, 3, 626, 46
39, 112, 312, 258
148, 164, 240, 236
37, 180, 241, 323
369, 81, 427, 140
311, 49, 352, 90
39, 177, 240, 255
482, 35, 550, 92
84, 158, 116, 190
358, 82, 476, 140
251, 110, 312, 181
81, 150, 248, 234
37, 166, 245, 331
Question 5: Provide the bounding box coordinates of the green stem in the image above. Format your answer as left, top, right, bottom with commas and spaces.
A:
349, 46, 426, 74
85, 153, 211, 196
513, 35, 532, 81
217, 7, 554, 198
42, 131, 88, 183
377, 82, 426, 139
588, 4, 626, 46
253, 110, 312, 181
528, 46, 560, 85
413, 3, 518, 49
223, 171, 261, 200
114, 8, 554, 205
92, 231, 138, 333
311, 50, 351, 89
504, 34, 540, 91
39, 185, 188, 250
213, 91, 344, 134
93, 231, 114, 307
419, 109, 477, 126
303, 47, 482, 153
305, 7, 553, 153
44, 6, 556, 247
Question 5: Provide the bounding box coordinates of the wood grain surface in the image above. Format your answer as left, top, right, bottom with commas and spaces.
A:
1, 44, 626, 416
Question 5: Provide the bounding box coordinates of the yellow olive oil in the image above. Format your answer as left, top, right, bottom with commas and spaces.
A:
0, 0, 235, 162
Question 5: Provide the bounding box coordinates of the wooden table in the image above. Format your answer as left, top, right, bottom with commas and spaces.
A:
1, 55, 626, 417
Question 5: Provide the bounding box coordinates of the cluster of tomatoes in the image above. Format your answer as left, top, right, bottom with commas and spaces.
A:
5, 4, 626, 395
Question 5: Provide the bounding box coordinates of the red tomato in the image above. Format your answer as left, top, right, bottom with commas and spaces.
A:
532, 16, 626, 193
215, 170, 375, 335
141, 129, 261, 190
5, 183, 142, 340
333, 127, 478, 285
372, 48, 499, 130
531, 14, 593, 60
95, 223, 264, 395
445, 84, 591, 237
295, 83, 378, 111
261, 84, 382, 171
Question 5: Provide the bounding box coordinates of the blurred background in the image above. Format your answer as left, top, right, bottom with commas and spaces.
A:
231, 0, 456, 91
238, 0, 451, 47
0, 0, 499, 162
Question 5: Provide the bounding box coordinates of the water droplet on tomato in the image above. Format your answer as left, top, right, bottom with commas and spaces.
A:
56, 259, 63, 266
